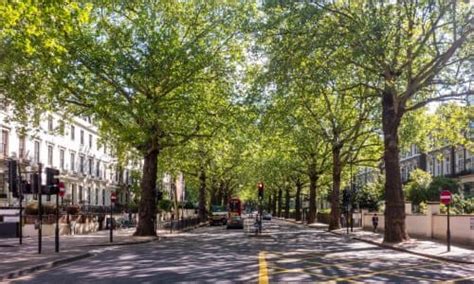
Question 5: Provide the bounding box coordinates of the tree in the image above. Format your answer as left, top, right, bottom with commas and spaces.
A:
404, 169, 433, 205
314, 1, 472, 242
257, 2, 383, 229
1, 1, 254, 236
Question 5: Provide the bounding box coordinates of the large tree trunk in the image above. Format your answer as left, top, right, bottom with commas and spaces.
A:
198, 167, 207, 222
307, 162, 318, 224
277, 187, 282, 217
217, 181, 224, 206
284, 186, 290, 219
329, 146, 342, 230
267, 193, 272, 213
271, 192, 277, 216
134, 148, 159, 236
210, 179, 218, 206
295, 179, 302, 221
382, 90, 408, 243
172, 178, 180, 220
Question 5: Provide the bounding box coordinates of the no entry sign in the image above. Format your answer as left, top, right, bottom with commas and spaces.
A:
440, 190, 452, 205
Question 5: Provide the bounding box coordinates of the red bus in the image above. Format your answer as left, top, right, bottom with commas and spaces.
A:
227, 198, 244, 229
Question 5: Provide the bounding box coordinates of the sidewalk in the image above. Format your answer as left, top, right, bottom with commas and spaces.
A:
0, 227, 174, 281
277, 217, 474, 264
329, 227, 474, 264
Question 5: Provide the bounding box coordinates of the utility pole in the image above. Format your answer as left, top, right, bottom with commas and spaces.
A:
17, 162, 23, 245
37, 163, 43, 254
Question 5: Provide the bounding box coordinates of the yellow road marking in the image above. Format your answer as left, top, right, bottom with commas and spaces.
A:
259, 251, 269, 284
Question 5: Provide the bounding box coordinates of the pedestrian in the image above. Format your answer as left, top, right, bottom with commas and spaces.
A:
372, 213, 379, 232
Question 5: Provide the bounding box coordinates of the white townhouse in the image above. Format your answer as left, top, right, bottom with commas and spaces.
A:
0, 100, 135, 209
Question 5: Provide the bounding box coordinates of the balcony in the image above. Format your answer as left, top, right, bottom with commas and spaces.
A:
451, 169, 474, 177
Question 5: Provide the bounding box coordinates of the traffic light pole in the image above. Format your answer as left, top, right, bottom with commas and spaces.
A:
38, 163, 42, 254
110, 202, 113, 243
55, 193, 60, 252
258, 198, 262, 235
17, 163, 23, 245
447, 204, 451, 252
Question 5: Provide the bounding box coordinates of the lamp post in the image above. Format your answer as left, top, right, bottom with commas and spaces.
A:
110, 191, 116, 242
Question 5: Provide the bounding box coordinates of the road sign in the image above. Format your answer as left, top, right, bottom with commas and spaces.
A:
440, 190, 452, 205
111, 192, 117, 203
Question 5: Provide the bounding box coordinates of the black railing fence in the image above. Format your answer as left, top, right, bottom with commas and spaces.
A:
159, 217, 201, 233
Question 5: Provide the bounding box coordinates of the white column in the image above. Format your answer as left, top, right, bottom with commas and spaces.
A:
426, 202, 440, 238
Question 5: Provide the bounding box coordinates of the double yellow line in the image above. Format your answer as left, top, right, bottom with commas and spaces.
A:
259, 251, 269, 284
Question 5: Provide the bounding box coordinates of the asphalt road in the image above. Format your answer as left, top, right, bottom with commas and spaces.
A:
9, 219, 474, 283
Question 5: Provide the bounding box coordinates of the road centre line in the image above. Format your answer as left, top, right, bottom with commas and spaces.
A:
258, 251, 269, 284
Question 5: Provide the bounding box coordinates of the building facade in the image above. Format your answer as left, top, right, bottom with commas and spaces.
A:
162, 173, 186, 203
0, 102, 134, 209
355, 144, 474, 198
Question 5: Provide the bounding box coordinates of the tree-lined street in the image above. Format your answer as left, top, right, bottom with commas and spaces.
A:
8, 219, 474, 283
1, 1, 473, 282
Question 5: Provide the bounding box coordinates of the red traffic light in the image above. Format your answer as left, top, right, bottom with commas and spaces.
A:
58, 182, 65, 197
257, 182, 264, 199
111, 191, 117, 203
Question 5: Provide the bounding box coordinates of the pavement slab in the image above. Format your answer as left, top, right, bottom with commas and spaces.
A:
0, 225, 203, 282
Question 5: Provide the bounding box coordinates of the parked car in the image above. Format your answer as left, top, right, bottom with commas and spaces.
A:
226, 216, 244, 229
209, 205, 227, 226
263, 212, 272, 220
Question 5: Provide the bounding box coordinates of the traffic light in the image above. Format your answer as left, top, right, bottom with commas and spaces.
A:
45, 167, 61, 195
342, 189, 351, 206
22, 180, 32, 194
31, 173, 39, 194
7, 160, 18, 197
257, 182, 264, 199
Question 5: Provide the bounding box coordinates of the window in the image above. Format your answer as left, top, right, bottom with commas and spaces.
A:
18, 136, 25, 158
96, 161, 100, 177
79, 186, 83, 203
445, 157, 450, 175
70, 153, 75, 171
48, 116, 53, 132
80, 156, 85, 173
60, 149, 65, 169
71, 125, 75, 140
95, 188, 99, 205
80, 130, 84, 145
88, 158, 93, 175
47, 145, 53, 166
34, 141, 40, 163
89, 134, 93, 148
58, 121, 65, 135
71, 184, 76, 204
458, 153, 464, 172
87, 187, 91, 204
102, 189, 106, 205
0, 130, 8, 157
